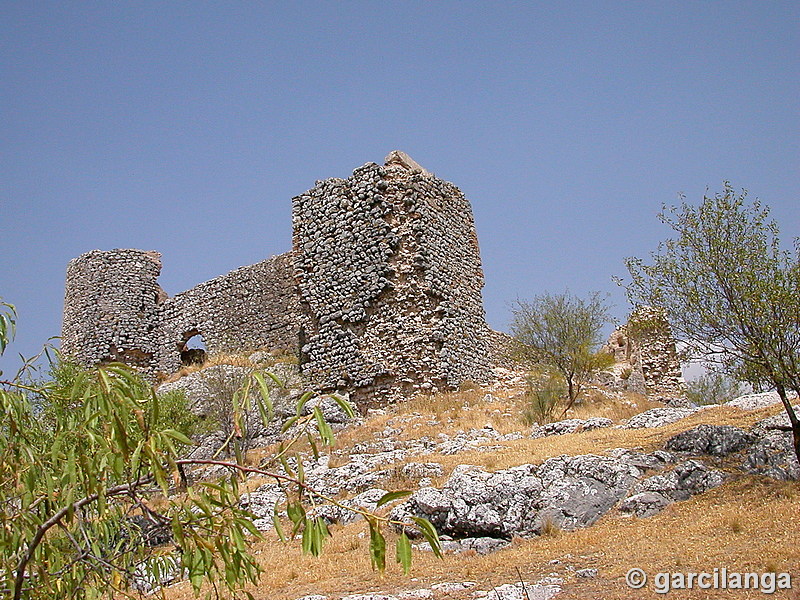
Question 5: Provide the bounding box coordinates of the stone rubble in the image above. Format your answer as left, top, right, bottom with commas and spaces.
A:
622, 407, 697, 429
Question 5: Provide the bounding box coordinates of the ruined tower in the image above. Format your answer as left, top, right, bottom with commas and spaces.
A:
602, 306, 686, 403
61, 151, 493, 404
292, 151, 492, 405
61, 249, 165, 369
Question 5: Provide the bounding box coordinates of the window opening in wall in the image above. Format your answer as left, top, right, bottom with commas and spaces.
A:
179, 330, 207, 367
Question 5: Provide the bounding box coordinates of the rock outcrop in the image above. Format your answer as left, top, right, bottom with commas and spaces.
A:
388, 451, 722, 542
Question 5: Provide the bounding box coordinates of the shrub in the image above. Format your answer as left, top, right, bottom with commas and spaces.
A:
686, 372, 745, 406
522, 372, 566, 426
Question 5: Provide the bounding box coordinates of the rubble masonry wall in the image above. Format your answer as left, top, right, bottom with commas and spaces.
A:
61, 152, 493, 403
292, 159, 491, 406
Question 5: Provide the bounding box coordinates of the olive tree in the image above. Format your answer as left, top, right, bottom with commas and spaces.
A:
0, 301, 440, 599
623, 183, 800, 463
510, 291, 613, 418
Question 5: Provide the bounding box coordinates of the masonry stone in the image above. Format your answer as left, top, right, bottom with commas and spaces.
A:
61, 152, 493, 407
601, 306, 686, 402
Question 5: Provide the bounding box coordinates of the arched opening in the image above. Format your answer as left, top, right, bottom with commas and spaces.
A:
178, 330, 207, 367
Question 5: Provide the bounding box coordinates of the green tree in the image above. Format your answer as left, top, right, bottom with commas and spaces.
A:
685, 372, 744, 406
623, 183, 800, 463
510, 291, 613, 418
0, 300, 440, 599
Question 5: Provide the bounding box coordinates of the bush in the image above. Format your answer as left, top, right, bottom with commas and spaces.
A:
510, 291, 613, 418
686, 372, 745, 406
522, 372, 566, 426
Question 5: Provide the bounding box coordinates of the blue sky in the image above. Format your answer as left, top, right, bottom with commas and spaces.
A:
1, 2, 798, 376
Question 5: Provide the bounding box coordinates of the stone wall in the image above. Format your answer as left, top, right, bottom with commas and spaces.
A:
156, 253, 299, 374
62, 250, 299, 376
61, 151, 493, 404
292, 152, 492, 406
602, 306, 686, 404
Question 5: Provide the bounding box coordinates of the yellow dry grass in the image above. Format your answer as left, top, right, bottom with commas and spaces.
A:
161, 476, 799, 600
160, 349, 298, 384
158, 388, 799, 600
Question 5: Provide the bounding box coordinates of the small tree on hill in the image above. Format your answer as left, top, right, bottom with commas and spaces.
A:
622, 183, 800, 464
510, 291, 613, 418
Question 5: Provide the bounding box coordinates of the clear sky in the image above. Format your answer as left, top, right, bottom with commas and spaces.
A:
1, 2, 798, 375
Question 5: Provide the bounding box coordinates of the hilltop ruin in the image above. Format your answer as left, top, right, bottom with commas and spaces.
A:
61, 151, 685, 406
61, 152, 493, 405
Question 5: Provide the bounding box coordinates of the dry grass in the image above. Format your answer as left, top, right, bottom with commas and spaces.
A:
157, 386, 799, 600
161, 476, 800, 600
160, 349, 298, 384
568, 388, 662, 421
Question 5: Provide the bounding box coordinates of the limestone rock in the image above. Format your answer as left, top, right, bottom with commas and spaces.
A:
726, 390, 797, 410
530, 417, 613, 439
618, 492, 671, 517
665, 425, 754, 456
623, 407, 697, 429
743, 430, 799, 481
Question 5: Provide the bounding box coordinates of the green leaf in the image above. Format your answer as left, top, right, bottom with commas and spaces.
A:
301, 517, 327, 556
273, 504, 286, 542
396, 531, 412, 574
330, 393, 356, 418
287, 501, 306, 537
307, 433, 320, 460
301, 517, 315, 555
252, 372, 274, 424
164, 428, 194, 446
280, 415, 299, 434
295, 391, 313, 416
265, 371, 283, 387
368, 518, 386, 572
411, 517, 442, 559
278, 453, 295, 478
376, 490, 412, 508
312, 406, 334, 446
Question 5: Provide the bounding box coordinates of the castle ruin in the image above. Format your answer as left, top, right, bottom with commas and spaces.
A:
61, 151, 493, 406
601, 306, 687, 404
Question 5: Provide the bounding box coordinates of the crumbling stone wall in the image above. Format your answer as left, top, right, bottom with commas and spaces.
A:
61, 249, 166, 368
292, 152, 492, 406
602, 306, 686, 403
61, 151, 493, 404
156, 253, 299, 374
62, 250, 299, 376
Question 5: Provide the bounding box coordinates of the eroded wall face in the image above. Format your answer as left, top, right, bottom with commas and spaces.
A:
62, 251, 299, 377
602, 306, 686, 401
156, 253, 299, 374
292, 162, 491, 406
626, 306, 686, 400
61, 249, 165, 370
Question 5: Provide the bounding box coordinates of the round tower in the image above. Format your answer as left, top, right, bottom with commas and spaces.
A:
61, 249, 166, 372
